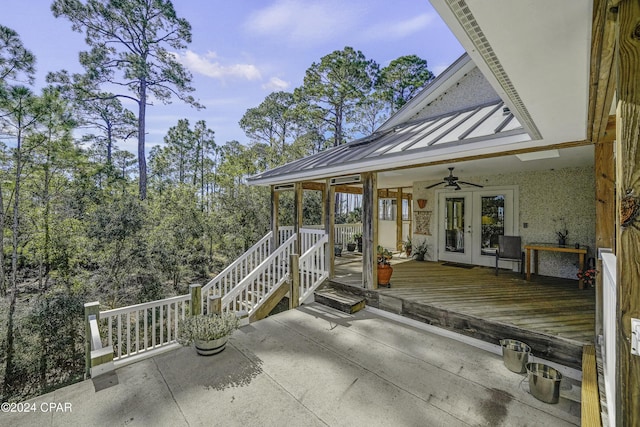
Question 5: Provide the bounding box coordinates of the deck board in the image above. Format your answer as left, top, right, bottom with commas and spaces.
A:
332, 258, 596, 368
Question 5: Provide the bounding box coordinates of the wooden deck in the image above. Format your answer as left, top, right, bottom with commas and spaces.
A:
329, 253, 596, 369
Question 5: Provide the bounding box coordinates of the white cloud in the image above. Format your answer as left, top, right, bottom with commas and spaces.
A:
245, 0, 358, 44
175, 50, 262, 81
363, 13, 434, 41
262, 77, 290, 91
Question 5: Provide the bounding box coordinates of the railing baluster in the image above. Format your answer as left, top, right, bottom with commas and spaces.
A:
117, 315, 122, 358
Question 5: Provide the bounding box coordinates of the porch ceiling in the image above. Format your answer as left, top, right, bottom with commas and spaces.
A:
377, 144, 593, 188
428, 0, 592, 146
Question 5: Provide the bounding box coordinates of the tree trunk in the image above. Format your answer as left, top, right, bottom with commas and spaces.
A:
0, 179, 5, 297
138, 80, 147, 201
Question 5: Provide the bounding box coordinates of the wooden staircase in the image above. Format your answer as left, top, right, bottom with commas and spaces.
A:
314, 286, 366, 314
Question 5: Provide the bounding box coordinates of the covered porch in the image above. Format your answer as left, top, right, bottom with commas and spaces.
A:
326, 254, 595, 369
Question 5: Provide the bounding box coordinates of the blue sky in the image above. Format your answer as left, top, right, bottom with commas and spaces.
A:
2, 0, 463, 154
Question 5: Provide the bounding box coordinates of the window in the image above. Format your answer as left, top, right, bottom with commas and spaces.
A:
379, 199, 396, 220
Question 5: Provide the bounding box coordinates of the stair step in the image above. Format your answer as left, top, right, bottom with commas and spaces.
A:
314, 288, 366, 314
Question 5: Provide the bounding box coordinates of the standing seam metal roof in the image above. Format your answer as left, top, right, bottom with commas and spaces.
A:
248, 100, 528, 183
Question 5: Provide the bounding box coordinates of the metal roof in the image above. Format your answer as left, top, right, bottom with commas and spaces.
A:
248, 99, 529, 185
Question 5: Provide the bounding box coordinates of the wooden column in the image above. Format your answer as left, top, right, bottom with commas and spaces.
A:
396, 188, 403, 251
271, 186, 279, 247
615, 2, 640, 424
189, 284, 202, 316
595, 138, 615, 337
289, 254, 300, 309
362, 172, 378, 289
293, 182, 303, 255
325, 179, 336, 278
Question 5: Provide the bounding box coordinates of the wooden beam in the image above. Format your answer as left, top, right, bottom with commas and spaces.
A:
581, 345, 603, 427
362, 172, 378, 289
325, 178, 336, 278
302, 181, 326, 191
378, 189, 411, 200
396, 188, 403, 251
334, 184, 363, 195
595, 140, 615, 250
271, 186, 279, 247
293, 182, 303, 255
615, 1, 640, 424
588, 0, 618, 142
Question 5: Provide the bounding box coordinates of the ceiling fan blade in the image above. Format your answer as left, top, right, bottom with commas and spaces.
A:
454, 183, 462, 191
426, 181, 446, 189
458, 181, 484, 188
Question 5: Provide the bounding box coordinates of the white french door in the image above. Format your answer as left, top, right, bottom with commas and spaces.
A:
437, 188, 516, 267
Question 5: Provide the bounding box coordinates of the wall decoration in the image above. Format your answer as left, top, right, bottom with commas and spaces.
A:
417, 199, 427, 209
415, 211, 432, 235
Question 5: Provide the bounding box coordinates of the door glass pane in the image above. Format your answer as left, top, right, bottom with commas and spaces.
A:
445, 197, 465, 253
481, 195, 505, 255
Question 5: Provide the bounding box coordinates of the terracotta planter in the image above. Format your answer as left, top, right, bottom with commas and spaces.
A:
194, 336, 229, 356
377, 264, 393, 287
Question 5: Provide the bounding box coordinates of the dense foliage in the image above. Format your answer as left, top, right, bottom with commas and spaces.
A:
0, 6, 434, 402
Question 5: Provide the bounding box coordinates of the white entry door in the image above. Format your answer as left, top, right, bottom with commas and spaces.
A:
438, 188, 516, 267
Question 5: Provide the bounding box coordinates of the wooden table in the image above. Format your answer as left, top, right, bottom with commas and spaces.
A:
524, 243, 588, 289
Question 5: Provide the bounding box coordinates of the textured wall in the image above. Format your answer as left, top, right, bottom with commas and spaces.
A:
411, 166, 596, 279
414, 67, 501, 120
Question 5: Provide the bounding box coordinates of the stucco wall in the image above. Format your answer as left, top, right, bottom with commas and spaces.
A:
411, 166, 596, 279
414, 67, 501, 120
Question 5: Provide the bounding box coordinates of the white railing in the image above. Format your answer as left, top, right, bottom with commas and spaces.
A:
201, 231, 272, 309
279, 223, 362, 247
335, 223, 362, 245
601, 251, 617, 427
300, 227, 325, 253
100, 294, 191, 366
299, 234, 329, 304
221, 235, 296, 315
279, 226, 294, 244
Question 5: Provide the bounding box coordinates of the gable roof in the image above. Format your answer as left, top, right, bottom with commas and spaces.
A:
248, 55, 530, 186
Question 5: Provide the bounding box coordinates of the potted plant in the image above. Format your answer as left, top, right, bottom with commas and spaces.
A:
377, 245, 393, 287
346, 241, 356, 252
403, 236, 412, 257
412, 240, 430, 261
577, 268, 597, 288
179, 312, 239, 356
556, 229, 568, 246
334, 244, 343, 257
354, 233, 363, 252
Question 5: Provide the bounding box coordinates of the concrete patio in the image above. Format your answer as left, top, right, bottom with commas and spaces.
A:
5, 304, 580, 426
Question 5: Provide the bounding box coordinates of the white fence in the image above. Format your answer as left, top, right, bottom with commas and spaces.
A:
279, 223, 362, 247
99, 294, 191, 365
601, 251, 617, 427
89, 230, 329, 370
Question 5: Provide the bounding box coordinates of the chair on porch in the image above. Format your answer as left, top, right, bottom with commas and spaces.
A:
495, 236, 524, 276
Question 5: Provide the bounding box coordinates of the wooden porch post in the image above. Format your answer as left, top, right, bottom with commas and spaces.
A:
293, 182, 303, 255
325, 179, 336, 278
615, 1, 640, 424
362, 172, 378, 289
595, 137, 615, 338
271, 186, 279, 247
396, 188, 403, 251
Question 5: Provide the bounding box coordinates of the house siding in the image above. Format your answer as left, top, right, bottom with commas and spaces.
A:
412, 165, 596, 280
414, 67, 501, 121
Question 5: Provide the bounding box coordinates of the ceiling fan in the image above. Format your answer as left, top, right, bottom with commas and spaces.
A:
425, 167, 483, 191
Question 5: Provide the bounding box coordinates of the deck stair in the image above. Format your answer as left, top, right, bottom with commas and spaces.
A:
315, 287, 366, 314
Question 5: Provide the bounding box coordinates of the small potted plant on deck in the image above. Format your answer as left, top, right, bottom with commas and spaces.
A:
377, 245, 393, 287
403, 236, 412, 257
346, 241, 356, 252
412, 240, 430, 261
354, 233, 363, 252
179, 312, 239, 356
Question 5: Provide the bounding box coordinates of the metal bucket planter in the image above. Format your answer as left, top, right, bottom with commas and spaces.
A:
499, 339, 530, 373
526, 363, 562, 404
194, 336, 229, 356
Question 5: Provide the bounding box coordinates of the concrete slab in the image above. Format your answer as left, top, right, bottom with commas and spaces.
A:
2, 303, 580, 426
